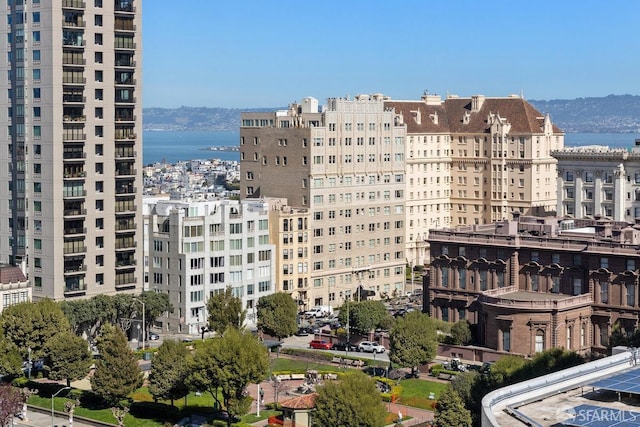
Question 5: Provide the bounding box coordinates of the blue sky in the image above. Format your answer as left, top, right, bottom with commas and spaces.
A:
143, 1, 640, 109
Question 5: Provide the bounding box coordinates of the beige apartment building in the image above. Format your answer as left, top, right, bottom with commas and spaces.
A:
0, 0, 144, 299
386, 94, 564, 266
385, 94, 452, 267
241, 95, 408, 308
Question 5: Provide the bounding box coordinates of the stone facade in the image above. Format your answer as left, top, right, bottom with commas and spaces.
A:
428, 215, 640, 356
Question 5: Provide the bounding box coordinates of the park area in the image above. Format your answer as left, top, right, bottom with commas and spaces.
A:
18, 353, 446, 427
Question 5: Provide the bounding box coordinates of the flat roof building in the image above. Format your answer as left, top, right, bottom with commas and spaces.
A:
145, 198, 276, 334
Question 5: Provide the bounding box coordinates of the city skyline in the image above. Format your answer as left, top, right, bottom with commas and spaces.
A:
143, 0, 640, 109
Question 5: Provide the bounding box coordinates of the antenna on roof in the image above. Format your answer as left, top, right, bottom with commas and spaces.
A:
520, 89, 524, 99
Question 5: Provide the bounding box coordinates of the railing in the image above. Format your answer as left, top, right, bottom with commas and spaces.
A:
115, 241, 137, 249
63, 208, 86, 216
63, 246, 87, 255
62, 18, 85, 28
62, 0, 86, 8
64, 227, 86, 235
479, 292, 593, 310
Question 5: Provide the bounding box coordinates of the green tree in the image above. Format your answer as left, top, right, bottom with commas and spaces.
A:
45, 331, 92, 387
91, 323, 143, 406
206, 286, 246, 335
148, 340, 190, 406
389, 311, 438, 376
139, 291, 173, 339
188, 328, 269, 426
338, 300, 387, 335
0, 299, 70, 359
434, 387, 472, 427
450, 320, 472, 345
256, 293, 297, 340
0, 336, 22, 377
450, 371, 479, 408
485, 355, 527, 388
313, 372, 387, 427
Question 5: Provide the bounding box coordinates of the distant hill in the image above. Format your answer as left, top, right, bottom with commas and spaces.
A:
529, 94, 640, 133
143, 95, 640, 133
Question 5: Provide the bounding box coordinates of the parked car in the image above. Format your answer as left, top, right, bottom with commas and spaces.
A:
295, 327, 314, 336
149, 332, 160, 341
309, 339, 332, 350
363, 366, 388, 377
331, 341, 357, 352
358, 341, 386, 353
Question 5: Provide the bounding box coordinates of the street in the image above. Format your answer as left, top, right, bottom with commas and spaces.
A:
282, 333, 390, 364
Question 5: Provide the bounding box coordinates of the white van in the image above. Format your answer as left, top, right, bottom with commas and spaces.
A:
304, 305, 333, 318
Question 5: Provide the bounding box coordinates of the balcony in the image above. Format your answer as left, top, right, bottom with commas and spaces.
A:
116, 186, 136, 195
63, 38, 86, 48
115, 149, 136, 158
115, 168, 136, 177
115, 204, 136, 214
62, 57, 86, 66
63, 115, 86, 123
63, 245, 87, 255
115, 1, 136, 13
115, 133, 136, 141
62, 190, 87, 199
62, 0, 86, 8
63, 171, 86, 179
116, 258, 136, 268
64, 279, 87, 296
63, 208, 86, 217
114, 21, 136, 32
115, 96, 136, 104
63, 76, 86, 84
115, 276, 137, 289
63, 150, 86, 160
115, 240, 137, 250
116, 221, 136, 232
64, 225, 86, 235
62, 18, 85, 28
115, 59, 136, 68
63, 95, 86, 104
115, 78, 136, 86
64, 264, 87, 275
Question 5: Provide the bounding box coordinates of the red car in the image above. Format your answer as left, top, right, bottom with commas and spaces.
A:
309, 339, 332, 350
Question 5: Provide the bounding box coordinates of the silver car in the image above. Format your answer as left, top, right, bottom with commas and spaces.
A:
357, 341, 385, 353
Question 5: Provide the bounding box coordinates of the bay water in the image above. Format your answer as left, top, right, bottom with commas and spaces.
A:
142, 131, 640, 165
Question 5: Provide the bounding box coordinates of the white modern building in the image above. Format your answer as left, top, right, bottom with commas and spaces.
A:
0, 0, 144, 299
145, 198, 276, 334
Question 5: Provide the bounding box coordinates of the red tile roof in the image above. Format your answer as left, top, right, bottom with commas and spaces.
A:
0, 266, 27, 284
385, 96, 563, 135
280, 393, 318, 410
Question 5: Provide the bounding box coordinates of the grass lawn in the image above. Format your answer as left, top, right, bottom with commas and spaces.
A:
396, 378, 447, 410
29, 387, 272, 427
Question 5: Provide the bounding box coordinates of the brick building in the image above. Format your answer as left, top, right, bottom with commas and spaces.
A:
427, 214, 640, 356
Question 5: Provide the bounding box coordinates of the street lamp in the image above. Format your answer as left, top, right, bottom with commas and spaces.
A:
133, 297, 145, 351
51, 386, 71, 427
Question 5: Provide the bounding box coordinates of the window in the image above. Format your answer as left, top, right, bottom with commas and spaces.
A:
502, 330, 511, 352
32, 12, 40, 23
627, 282, 636, 306
33, 88, 41, 99
600, 281, 609, 304
95, 15, 103, 26
535, 331, 545, 353
32, 69, 41, 81
32, 50, 40, 61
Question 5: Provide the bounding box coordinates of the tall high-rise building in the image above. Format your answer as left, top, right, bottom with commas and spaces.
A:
0, 0, 143, 300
